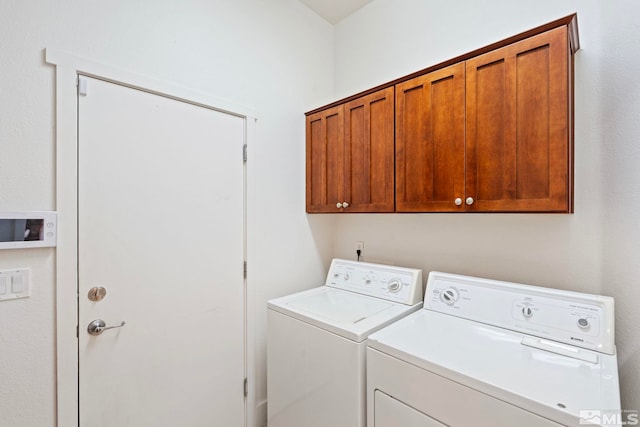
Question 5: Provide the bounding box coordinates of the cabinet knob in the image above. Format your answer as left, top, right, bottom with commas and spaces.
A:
336, 202, 343, 208
454, 198, 463, 206
342, 201, 349, 208
466, 197, 474, 206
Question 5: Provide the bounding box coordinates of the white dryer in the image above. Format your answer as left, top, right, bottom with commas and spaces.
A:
367, 271, 621, 427
267, 259, 423, 427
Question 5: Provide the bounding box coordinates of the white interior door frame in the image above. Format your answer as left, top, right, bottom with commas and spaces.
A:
45, 49, 258, 427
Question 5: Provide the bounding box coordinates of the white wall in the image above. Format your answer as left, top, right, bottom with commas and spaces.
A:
332, 0, 639, 411
0, 0, 335, 426
3, 0, 638, 424
598, 0, 640, 411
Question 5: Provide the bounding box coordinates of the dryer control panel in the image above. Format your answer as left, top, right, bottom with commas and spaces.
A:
425, 271, 615, 355
326, 259, 423, 306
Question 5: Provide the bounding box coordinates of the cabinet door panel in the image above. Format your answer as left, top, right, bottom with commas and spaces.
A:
344, 87, 395, 212
470, 57, 514, 202
466, 26, 571, 212
396, 63, 466, 212
516, 45, 553, 200
306, 105, 344, 212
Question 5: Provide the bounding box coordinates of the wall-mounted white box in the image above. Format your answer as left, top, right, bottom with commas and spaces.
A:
0, 211, 57, 249
0, 269, 31, 301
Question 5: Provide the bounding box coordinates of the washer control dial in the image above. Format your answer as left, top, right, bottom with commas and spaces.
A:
577, 318, 590, 329
440, 288, 459, 305
522, 306, 533, 318
387, 279, 402, 293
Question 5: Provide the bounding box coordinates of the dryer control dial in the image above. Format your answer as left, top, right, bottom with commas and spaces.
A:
440, 288, 459, 305
522, 306, 534, 318
577, 318, 590, 329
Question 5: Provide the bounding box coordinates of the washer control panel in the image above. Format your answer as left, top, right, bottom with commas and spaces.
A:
326, 259, 423, 305
425, 271, 615, 355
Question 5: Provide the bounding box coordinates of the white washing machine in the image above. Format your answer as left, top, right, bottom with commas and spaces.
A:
267, 259, 423, 427
367, 271, 621, 427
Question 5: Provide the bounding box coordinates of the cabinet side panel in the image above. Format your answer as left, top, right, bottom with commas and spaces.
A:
548, 27, 571, 210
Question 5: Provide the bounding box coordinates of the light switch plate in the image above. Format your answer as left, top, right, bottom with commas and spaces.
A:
0, 276, 7, 295
0, 268, 31, 301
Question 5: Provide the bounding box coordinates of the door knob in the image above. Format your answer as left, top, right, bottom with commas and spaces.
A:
87, 319, 126, 336
466, 197, 474, 206
342, 201, 349, 208
336, 202, 343, 208
454, 198, 463, 206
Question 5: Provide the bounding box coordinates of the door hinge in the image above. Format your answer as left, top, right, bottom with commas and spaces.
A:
243, 378, 248, 397
76, 325, 79, 338
77, 76, 88, 96
243, 144, 247, 162
243, 261, 247, 279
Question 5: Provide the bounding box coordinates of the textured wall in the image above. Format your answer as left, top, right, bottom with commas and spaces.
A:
0, 1, 334, 426
333, 0, 640, 411
597, 0, 640, 412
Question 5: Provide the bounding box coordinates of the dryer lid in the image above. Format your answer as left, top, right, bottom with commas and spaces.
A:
367, 309, 621, 423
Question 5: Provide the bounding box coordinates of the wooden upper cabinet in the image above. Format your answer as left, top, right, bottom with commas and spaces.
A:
465, 26, 572, 212
306, 87, 394, 213
396, 63, 466, 212
306, 14, 578, 214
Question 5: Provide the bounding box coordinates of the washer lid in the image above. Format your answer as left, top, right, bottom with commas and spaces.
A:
287, 288, 392, 323
268, 286, 422, 342
367, 310, 620, 424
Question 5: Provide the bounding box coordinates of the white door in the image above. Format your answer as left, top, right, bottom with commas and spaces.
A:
77, 76, 245, 427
